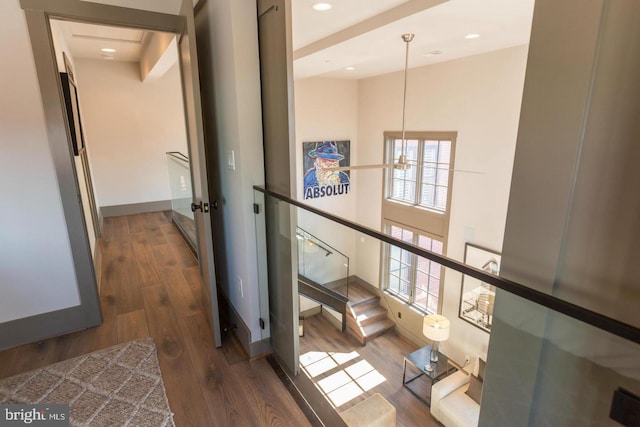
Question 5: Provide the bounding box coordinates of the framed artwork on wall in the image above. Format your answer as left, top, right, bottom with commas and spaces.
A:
459, 243, 501, 333
59, 72, 85, 156
60, 52, 85, 156
302, 140, 351, 200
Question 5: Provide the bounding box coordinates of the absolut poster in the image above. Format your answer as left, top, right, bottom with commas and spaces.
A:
303, 141, 350, 200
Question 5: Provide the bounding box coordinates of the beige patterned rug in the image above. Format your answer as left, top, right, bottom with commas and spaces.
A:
0, 337, 175, 426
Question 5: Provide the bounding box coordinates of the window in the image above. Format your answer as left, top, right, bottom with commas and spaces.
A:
387, 137, 452, 212
381, 131, 456, 314
384, 223, 443, 314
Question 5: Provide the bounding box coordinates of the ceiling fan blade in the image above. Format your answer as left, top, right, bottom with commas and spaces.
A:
405, 160, 483, 174
323, 162, 482, 174
323, 163, 396, 171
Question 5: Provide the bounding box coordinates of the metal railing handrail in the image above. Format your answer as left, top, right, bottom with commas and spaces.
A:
254, 185, 640, 346
297, 226, 349, 259
166, 151, 189, 163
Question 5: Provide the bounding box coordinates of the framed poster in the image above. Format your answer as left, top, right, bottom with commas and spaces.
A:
459, 243, 501, 333
302, 140, 351, 200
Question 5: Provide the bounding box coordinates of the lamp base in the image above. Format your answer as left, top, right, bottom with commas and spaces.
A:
430, 348, 439, 363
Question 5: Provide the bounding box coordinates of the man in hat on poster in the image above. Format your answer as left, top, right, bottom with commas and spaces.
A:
303, 141, 350, 199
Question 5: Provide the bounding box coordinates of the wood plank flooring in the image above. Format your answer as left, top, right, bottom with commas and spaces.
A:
299, 313, 440, 427
0, 212, 311, 427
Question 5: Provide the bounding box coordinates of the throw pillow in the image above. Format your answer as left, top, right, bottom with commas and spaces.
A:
465, 374, 483, 405
478, 357, 486, 381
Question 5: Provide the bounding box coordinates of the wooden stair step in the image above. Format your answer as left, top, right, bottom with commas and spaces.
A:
355, 306, 388, 326
346, 281, 378, 305
362, 319, 395, 342
350, 297, 381, 314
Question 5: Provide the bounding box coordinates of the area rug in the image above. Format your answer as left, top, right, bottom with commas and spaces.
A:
0, 337, 175, 426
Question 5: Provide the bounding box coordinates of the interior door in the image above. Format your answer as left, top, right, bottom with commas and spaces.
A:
178, 0, 222, 347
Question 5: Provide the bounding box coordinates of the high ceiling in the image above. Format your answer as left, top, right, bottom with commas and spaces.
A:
52, 0, 535, 80
292, 0, 535, 80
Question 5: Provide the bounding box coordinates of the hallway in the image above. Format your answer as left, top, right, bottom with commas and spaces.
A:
0, 212, 310, 427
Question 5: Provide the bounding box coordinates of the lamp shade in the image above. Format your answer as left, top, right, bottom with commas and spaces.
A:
423, 314, 450, 342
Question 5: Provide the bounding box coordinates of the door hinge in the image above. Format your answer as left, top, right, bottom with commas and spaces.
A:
259, 318, 265, 329
253, 203, 260, 214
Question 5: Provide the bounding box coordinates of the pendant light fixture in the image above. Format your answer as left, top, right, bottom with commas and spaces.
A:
323, 35, 479, 176
325, 33, 416, 172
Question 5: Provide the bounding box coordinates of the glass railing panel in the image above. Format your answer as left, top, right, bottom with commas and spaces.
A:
253, 186, 640, 426
480, 288, 640, 427
252, 189, 272, 341
297, 226, 349, 298
166, 152, 196, 249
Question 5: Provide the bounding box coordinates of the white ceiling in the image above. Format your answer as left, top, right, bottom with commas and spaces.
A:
54, 20, 153, 62
292, 0, 535, 80
53, 0, 535, 79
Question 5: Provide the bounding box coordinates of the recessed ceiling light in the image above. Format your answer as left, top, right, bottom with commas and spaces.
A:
345, 66, 355, 71
464, 33, 480, 39
313, 3, 332, 11
423, 50, 443, 57
101, 48, 116, 53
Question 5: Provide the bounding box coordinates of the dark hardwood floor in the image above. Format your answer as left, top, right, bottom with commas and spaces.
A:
0, 212, 311, 427
299, 313, 440, 427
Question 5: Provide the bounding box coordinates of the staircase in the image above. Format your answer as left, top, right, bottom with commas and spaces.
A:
337, 277, 394, 345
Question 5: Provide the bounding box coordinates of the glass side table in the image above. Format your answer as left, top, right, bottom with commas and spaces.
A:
402, 345, 457, 405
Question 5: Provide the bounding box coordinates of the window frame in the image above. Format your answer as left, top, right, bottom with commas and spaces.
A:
380, 131, 456, 315
382, 220, 445, 314
383, 131, 457, 214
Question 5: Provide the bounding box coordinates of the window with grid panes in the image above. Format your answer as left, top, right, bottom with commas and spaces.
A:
385, 223, 443, 313
381, 131, 456, 314
388, 137, 452, 212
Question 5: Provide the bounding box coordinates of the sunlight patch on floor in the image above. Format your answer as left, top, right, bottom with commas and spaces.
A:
300, 350, 387, 408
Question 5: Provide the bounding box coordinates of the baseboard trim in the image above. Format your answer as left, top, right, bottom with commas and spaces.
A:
218, 291, 271, 358
100, 200, 172, 217
300, 306, 321, 318
249, 337, 272, 359
0, 305, 102, 352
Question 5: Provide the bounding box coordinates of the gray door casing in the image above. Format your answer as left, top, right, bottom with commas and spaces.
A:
9, 0, 221, 349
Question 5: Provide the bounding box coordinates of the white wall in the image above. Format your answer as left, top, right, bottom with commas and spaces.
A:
354, 45, 528, 364
294, 78, 358, 220
73, 59, 188, 208
294, 78, 362, 285
0, 1, 81, 323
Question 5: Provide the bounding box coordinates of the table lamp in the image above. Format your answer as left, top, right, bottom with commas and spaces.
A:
423, 314, 450, 372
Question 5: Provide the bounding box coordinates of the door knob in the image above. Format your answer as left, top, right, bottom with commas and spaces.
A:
191, 201, 202, 212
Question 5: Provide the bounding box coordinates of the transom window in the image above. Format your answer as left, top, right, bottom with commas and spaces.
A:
387, 137, 452, 212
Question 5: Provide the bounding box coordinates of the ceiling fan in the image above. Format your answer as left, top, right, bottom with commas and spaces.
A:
323, 34, 481, 175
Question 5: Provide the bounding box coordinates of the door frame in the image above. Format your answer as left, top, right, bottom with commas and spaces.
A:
11, 0, 220, 348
